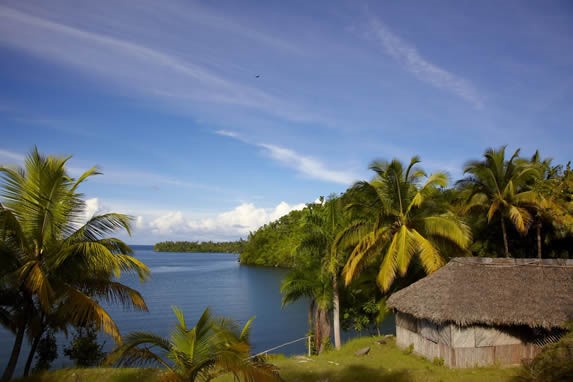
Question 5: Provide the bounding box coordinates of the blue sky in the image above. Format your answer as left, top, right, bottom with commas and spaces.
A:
1, 0, 572, 244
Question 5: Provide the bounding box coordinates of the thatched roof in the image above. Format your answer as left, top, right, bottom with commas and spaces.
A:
387, 258, 573, 329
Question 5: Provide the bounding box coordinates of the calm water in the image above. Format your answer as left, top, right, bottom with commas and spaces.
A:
1, 246, 394, 373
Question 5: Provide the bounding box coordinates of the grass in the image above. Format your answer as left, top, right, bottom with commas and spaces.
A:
17, 336, 519, 382
263, 336, 519, 382
14, 368, 161, 382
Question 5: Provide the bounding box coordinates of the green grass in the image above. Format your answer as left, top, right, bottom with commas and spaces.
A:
17, 336, 519, 382
14, 368, 161, 382
263, 336, 519, 382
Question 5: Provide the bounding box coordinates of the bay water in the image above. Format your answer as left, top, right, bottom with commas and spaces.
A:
0, 245, 393, 374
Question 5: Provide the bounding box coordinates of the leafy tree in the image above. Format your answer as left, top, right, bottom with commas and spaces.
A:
458, 146, 542, 257
64, 323, 105, 367
0, 148, 149, 380
106, 306, 280, 382
32, 330, 57, 372
341, 157, 471, 292
154, 240, 245, 253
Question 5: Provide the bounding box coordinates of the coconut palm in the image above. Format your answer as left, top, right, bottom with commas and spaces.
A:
294, 196, 348, 350
280, 265, 332, 354
0, 148, 149, 380
458, 147, 542, 257
340, 157, 471, 292
106, 306, 279, 382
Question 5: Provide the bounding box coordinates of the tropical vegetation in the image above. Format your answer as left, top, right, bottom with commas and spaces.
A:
154, 240, 245, 254
2, 145, 571, 380
244, 147, 572, 356
106, 306, 280, 382
0, 148, 149, 380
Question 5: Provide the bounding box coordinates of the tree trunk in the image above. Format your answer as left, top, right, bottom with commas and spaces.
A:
318, 308, 331, 354
332, 277, 341, 350
536, 223, 542, 259
1, 320, 26, 382
314, 307, 321, 355
23, 329, 43, 377
501, 218, 510, 258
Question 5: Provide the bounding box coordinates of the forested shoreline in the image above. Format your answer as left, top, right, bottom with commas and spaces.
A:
241, 149, 573, 268
153, 240, 245, 253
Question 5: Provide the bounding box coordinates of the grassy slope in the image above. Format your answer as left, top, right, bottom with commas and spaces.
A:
17, 337, 519, 382
265, 336, 519, 382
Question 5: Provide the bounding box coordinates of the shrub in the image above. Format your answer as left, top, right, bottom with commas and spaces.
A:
63, 324, 105, 367
515, 329, 573, 382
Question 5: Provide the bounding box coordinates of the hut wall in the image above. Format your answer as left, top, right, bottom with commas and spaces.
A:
394, 313, 542, 368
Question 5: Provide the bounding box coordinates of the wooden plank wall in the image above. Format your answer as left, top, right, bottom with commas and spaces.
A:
395, 312, 543, 368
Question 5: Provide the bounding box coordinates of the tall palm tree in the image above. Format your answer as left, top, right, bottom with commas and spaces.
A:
458, 147, 542, 257
106, 306, 279, 382
294, 196, 347, 350
0, 148, 149, 380
280, 265, 332, 354
340, 157, 471, 292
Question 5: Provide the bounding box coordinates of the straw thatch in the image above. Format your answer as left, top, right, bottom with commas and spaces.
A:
387, 258, 573, 330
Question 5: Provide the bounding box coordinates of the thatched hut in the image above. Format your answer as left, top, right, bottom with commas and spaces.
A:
386, 257, 573, 368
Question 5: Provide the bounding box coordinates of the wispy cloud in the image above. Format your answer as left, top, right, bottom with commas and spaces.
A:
367, 17, 484, 109
0, 148, 25, 163
215, 131, 357, 184
0, 6, 323, 125
259, 144, 357, 184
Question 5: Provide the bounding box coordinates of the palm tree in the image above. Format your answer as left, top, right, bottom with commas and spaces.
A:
458, 147, 542, 257
0, 148, 149, 380
280, 265, 332, 354
340, 157, 471, 292
106, 306, 279, 382
295, 196, 348, 350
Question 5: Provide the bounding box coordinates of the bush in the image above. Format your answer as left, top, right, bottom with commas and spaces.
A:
515, 329, 573, 382
63, 324, 105, 367
33, 330, 58, 372
404, 344, 414, 355
432, 357, 444, 366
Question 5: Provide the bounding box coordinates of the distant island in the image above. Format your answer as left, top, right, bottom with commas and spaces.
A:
153, 240, 245, 253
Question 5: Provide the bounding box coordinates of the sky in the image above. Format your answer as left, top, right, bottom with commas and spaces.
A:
0, 0, 572, 244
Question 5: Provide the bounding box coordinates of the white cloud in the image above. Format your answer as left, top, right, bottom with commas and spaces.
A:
136, 201, 305, 241
83, 197, 100, 221
368, 18, 484, 109
259, 144, 357, 184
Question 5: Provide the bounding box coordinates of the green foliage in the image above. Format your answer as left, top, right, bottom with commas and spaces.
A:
240, 209, 306, 267
0, 148, 150, 380
154, 240, 245, 253
432, 357, 445, 367
514, 329, 573, 382
32, 331, 57, 372
341, 157, 471, 292
106, 306, 280, 382
63, 324, 105, 367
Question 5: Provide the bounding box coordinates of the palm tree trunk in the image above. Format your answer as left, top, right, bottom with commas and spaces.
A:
1, 320, 26, 382
332, 277, 341, 350
501, 218, 510, 258
318, 308, 331, 354
536, 223, 542, 259
23, 330, 43, 377
314, 307, 321, 355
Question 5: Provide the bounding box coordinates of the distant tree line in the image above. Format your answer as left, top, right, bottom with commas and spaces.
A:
154, 240, 246, 253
